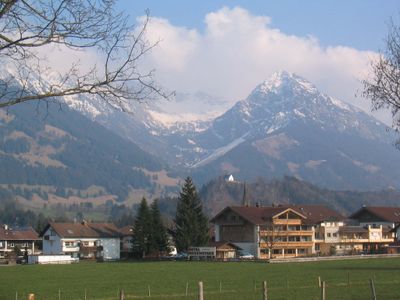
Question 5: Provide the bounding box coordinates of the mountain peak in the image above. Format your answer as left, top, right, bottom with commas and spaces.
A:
253, 71, 318, 96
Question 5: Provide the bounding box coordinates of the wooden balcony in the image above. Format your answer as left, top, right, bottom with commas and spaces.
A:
340, 238, 393, 244
273, 219, 302, 225
260, 230, 313, 236
260, 241, 313, 248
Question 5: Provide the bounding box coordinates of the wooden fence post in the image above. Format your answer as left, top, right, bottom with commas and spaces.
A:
263, 281, 268, 300
370, 278, 377, 300
198, 281, 203, 300
320, 281, 326, 300
148, 285, 151, 297
318, 276, 321, 287
119, 289, 125, 300
185, 282, 189, 296
58, 289, 61, 300
15, 291, 18, 300
219, 281, 222, 293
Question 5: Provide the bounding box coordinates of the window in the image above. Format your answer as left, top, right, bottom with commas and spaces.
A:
50, 229, 56, 236
260, 248, 269, 255
287, 249, 296, 254
273, 249, 281, 254
333, 233, 338, 237
327, 233, 331, 237
315, 244, 320, 251
83, 241, 89, 246
65, 242, 75, 247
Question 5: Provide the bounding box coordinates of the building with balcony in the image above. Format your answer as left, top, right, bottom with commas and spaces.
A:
211, 205, 339, 259
350, 206, 400, 241
41, 221, 121, 260
211, 204, 397, 259
0, 224, 40, 258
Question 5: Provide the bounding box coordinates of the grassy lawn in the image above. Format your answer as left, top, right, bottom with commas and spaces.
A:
1, 257, 400, 300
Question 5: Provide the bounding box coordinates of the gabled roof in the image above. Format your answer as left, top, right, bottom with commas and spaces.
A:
207, 241, 242, 250
0, 226, 40, 241
44, 222, 121, 238
350, 206, 400, 223
211, 206, 306, 225
119, 225, 134, 236
283, 204, 345, 224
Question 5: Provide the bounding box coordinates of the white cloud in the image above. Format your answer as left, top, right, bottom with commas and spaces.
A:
139, 7, 390, 124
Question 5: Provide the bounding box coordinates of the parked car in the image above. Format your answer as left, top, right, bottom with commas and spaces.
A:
239, 252, 254, 260
173, 252, 188, 261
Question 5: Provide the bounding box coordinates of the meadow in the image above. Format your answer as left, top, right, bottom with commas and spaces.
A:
1, 257, 400, 300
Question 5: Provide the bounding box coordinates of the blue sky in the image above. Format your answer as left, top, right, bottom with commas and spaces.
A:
113, 1, 399, 124
120, 0, 399, 51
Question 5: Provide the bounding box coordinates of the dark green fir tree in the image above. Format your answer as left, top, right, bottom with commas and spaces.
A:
134, 197, 152, 257
174, 177, 209, 252
150, 199, 169, 255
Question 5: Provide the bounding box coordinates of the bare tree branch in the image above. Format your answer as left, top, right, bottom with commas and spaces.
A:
0, 1, 172, 109
363, 18, 400, 131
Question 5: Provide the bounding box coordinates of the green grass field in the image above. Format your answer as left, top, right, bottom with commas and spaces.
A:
1, 257, 400, 300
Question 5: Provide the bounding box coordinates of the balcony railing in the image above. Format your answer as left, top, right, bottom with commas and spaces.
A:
273, 219, 302, 225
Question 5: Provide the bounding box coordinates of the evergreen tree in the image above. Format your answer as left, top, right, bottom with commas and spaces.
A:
134, 197, 152, 257
150, 199, 169, 254
174, 177, 209, 252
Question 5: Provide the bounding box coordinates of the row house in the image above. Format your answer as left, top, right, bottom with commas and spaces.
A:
0, 224, 40, 258
212, 204, 397, 259
41, 221, 121, 260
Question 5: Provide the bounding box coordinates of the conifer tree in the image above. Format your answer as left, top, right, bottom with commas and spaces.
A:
174, 177, 209, 252
134, 197, 152, 257
150, 199, 169, 254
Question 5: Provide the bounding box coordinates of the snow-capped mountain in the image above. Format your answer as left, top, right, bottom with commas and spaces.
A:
184, 71, 400, 189
19, 67, 399, 191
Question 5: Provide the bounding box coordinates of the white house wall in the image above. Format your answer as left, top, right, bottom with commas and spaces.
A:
100, 238, 120, 260
42, 228, 62, 255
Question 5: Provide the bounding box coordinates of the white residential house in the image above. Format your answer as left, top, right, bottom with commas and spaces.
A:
350, 206, 400, 241
42, 221, 121, 260
0, 224, 40, 258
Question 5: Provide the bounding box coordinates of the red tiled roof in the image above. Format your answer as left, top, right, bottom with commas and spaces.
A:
211, 206, 305, 225
119, 225, 134, 236
207, 241, 242, 250
283, 204, 345, 224
350, 206, 400, 223
0, 226, 40, 241
211, 204, 343, 225
47, 222, 121, 238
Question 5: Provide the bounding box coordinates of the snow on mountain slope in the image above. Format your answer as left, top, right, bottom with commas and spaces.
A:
186, 71, 400, 190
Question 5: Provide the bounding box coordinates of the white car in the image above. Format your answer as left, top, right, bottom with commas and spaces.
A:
239, 252, 255, 259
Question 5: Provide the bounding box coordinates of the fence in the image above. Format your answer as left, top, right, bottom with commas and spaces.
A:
12, 276, 400, 300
